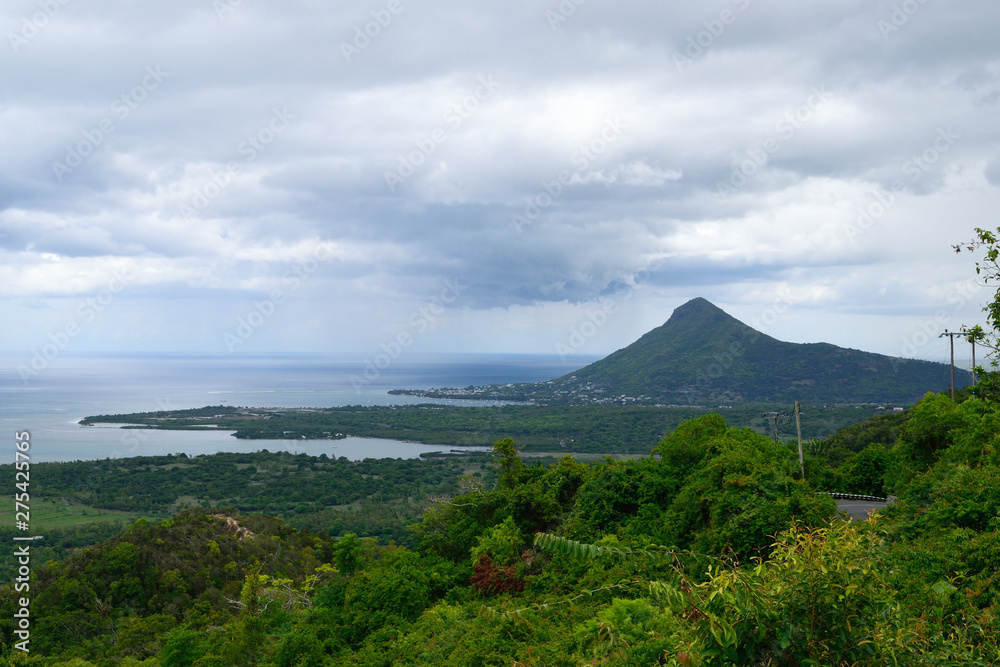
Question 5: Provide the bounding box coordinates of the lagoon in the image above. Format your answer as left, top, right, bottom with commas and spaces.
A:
0, 352, 595, 462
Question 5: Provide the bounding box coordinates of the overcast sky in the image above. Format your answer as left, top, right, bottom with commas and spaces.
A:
2, 0, 998, 370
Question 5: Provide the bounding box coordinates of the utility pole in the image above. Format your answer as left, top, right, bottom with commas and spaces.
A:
971, 334, 976, 386
764, 411, 779, 443
939, 330, 960, 400
794, 401, 804, 479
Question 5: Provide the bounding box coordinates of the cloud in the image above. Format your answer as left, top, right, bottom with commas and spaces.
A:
0, 0, 998, 359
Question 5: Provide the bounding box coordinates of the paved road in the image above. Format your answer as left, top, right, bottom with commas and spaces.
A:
837, 499, 888, 520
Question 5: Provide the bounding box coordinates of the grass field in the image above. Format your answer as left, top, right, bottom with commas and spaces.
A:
2, 496, 161, 530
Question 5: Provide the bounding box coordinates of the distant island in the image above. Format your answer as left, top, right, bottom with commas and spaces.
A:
390, 297, 968, 405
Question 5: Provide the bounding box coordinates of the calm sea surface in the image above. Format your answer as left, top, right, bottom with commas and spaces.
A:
0, 353, 595, 462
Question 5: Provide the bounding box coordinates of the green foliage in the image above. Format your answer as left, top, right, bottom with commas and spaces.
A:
470, 516, 524, 566
1, 509, 333, 662
490, 437, 525, 489
820, 408, 909, 465
270, 625, 328, 667
413, 439, 582, 562
881, 461, 1000, 603
841, 445, 890, 496
14, 395, 1000, 666
571, 458, 652, 534
801, 454, 841, 491
653, 412, 727, 470
541, 454, 589, 507
547, 415, 839, 561
159, 628, 206, 667
659, 427, 835, 560
957, 227, 1000, 346
572, 597, 659, 662
884, 393, 989, 493
0, 521, 131, 584
0, 450, 473, 584
332, 534, 364, 576
537, 521, 1000, 665
897, 393, 966, 467
953, 227, 1000, 402
338, 548, 453, 646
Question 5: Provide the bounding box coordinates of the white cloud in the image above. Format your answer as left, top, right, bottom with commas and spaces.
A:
0, 0, 998, 359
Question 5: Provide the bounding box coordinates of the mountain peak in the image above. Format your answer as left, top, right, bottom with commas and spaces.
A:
672, 296, 720, 315
665, 297, 737, 327
547, 297, 961, 404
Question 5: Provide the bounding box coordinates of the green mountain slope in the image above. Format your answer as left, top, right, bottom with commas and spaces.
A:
548, 297, 967, 405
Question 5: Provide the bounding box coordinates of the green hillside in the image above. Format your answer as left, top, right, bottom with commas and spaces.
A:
402, 298, 969, 405
553, 297, 965, 404
5, 394, 1000, 665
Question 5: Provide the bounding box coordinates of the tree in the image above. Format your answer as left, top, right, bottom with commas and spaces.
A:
956, 228, 1000, 338
490, 437, 525, 490
955, 230, 1000, 390
160, 628, 206, 667
333, 533, 364, 576
954, 228, 1000, 401
469, 517, 528, 596
841, 445, 889, 497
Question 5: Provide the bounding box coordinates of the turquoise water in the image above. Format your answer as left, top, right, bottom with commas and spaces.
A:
0, 352, 595, 462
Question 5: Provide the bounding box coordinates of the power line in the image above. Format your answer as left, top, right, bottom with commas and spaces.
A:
961, 327, 978, 386
939, 330, 960, 399
939, 329, 984, 397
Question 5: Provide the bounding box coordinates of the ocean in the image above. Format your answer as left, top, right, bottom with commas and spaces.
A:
0, 352, 596, 462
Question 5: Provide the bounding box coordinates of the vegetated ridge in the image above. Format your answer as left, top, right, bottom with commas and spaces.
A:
80, 402, 892, 454
10, 392, 1000, 665
393, 297, 968, 405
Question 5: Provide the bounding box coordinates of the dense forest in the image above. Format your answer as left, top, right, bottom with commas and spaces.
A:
2, 385, 1000, 665
0, 451, 486, 582
4, 229, 999, 665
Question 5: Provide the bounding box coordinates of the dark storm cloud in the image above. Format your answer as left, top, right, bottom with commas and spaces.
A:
1, 0, 998, 354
